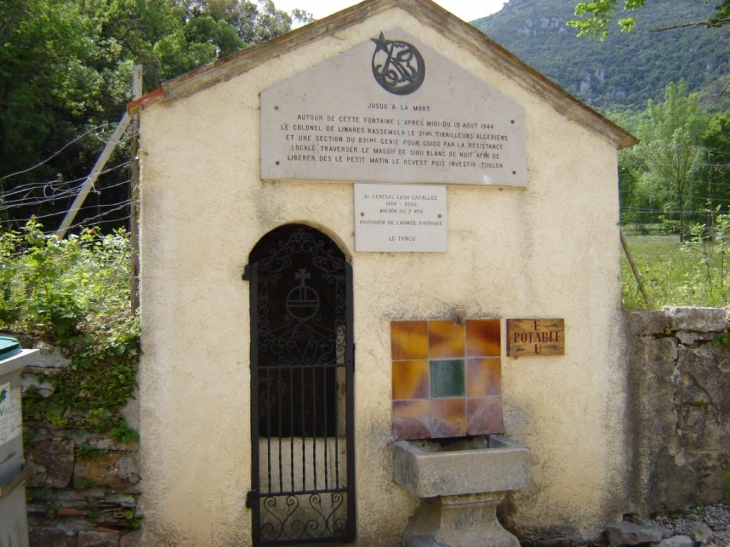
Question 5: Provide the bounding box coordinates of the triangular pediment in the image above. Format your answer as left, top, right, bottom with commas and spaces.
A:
130, 0, 636, 151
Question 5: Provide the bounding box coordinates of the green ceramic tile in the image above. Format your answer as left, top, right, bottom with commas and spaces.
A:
429, 359, 465, 398
391, 321, 429, 360
428, 320, 465, 358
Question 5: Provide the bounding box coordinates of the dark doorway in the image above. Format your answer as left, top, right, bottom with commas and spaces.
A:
247, 224, 355, 546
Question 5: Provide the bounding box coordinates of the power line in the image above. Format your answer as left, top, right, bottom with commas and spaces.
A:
0, 159, 132, 201
0, 123, 126, 183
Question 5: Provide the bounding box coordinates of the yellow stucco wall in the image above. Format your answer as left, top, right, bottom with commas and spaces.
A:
137, 5, 629, 546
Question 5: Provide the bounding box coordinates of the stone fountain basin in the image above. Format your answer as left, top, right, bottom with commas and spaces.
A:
393, 435, 531, 498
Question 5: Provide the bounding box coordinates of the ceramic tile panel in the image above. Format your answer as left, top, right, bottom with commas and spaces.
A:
390, 319, 503, 440
466, 319, 501, 357
466, 358, 501, 397
431, 398, 467, 438
428, 320, 465, 358
392, 359, 429, 400
466, 396, 503, 436
392, 400, 431, 439
391, 321, 429, 360
429, 359, 465, 398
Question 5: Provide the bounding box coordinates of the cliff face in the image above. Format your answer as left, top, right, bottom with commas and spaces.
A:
472, 0, 729, 111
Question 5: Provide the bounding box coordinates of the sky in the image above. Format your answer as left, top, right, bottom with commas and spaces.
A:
274, 0, 508, 23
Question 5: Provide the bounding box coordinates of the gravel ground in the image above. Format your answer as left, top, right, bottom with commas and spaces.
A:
574, 502, 730, 546
651, 502, 730, 546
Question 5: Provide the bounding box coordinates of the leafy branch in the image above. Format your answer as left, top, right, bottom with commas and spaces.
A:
569, 0, 730, 39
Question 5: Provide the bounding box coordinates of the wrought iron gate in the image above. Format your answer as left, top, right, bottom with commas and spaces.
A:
246, 225, 355, 546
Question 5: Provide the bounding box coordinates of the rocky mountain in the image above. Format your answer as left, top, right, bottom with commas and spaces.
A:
472, 0, 729, 112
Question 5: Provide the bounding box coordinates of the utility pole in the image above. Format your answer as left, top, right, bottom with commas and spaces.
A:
130, 65, 143, 313
55, 113, 130, 238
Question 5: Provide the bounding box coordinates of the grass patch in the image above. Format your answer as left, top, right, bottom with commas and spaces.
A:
621, 234, 729, 309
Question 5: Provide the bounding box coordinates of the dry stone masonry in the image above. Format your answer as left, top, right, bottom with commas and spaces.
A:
15, 338, 141, 547
626, 307, 730, 514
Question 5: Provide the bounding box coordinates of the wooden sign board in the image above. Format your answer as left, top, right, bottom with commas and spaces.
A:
507, 319, 565, 357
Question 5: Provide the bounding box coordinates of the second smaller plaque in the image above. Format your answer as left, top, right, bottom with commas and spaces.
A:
507, 319, 565, 357
354, 184, 447, 252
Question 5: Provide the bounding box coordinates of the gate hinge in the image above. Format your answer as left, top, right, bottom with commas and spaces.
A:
242, 264, 251, 281
246, 490, 257, 508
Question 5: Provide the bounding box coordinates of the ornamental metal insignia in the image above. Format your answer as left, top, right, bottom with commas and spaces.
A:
371, 32, 425, 95
286, 268, 319, 320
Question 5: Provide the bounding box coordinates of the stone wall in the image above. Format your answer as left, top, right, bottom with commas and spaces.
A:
626, 307, 730, 515
17, 340, 141, 547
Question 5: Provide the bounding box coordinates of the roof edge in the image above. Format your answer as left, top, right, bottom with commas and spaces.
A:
128, 0, 637, 149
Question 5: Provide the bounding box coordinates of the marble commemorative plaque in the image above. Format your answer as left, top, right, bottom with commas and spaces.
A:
354, 183, 447, 252
261, 30, 527, 186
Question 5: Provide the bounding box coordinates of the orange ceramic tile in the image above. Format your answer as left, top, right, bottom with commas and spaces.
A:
428, 320, 465, 359
391, 321, 429, 360
392, 400, 431, 440
392, 360, 430, 401
467, 396, 503, 436
430, 398, 466, 438
466, 319, 501, 357
466, 358, 501, 397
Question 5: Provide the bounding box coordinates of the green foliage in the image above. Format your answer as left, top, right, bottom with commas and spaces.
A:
614, 83, 730, 239
0, 0, 100, 178
570, 0, 646, 39
632, 81, 709, 238
122, 509, 143, 529
76, 444, 109, 461
73, 477, 99, 490
567, 0, 730, 38
0, 220, 139, 437
0, 0, 306, 230
681, 212, 730, 303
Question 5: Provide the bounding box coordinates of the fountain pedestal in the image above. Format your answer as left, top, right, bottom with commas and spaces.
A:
394, 436, 531, 547
404, 493, 519, 547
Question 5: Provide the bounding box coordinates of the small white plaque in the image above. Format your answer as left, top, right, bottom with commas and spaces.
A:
354, 184, 447, 252
0, 383, 21, 446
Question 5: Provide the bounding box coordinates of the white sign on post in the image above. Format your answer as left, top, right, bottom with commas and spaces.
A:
354, 184, 447, 252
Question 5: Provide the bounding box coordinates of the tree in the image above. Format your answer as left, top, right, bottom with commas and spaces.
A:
568, 0, 730, 39
0, 0, 99, 179
697, 111, 730, 219
632, 81, 709, 238
0, 0, 308, 231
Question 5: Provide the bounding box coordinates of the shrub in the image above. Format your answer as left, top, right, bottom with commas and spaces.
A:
0, 220, 139, 439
